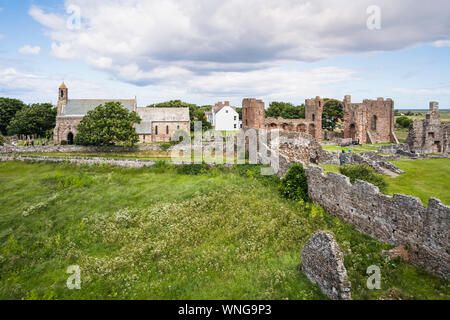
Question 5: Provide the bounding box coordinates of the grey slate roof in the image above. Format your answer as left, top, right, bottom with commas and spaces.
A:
62, 99, 136, 116
134, 107, 190, 134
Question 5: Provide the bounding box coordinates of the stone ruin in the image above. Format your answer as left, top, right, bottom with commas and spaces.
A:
301, 232, 352, 300
305, 166, 450, 280
405, 102, 450, 154
242, 95, 397, 145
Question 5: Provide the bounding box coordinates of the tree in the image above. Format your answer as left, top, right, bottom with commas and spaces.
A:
396, 116, 413, 129
322, 100, 343, 131
266, 102, 305, 119
74, 102, 141, 147
7, 103, 56, 136
0, 98, 26, 135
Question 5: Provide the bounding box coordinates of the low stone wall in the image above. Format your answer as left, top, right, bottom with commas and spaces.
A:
0, 144, 162, 154
0, 155, 157, 168
305, 166, 450, 280
301, 232, 351, 300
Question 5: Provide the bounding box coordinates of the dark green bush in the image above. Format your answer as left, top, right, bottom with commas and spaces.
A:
396, 116, 413, 129
279, 164, 310, 202
60, 140, 68, 145
339, 164, 388, 192
176, 163, 211, 175
0, 134, 4, 146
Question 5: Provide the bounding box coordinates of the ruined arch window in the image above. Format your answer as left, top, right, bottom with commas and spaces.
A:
166, 125, 169, 134
312, 114, 315, 121
155, 126, 158, 135
371, 115, 377, 131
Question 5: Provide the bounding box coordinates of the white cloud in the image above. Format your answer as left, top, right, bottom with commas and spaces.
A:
433, 40, 450, 48
27, 0, 450, 96
18, 45, 41, 55
0, 65, 356, 107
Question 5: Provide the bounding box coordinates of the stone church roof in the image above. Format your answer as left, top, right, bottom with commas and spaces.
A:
134, 107, 190, 134
61, 99, 136, 116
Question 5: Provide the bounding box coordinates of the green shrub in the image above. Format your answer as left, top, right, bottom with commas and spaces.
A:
279, 164, 310, 202
339, 164, 388, 192
176, 163, 211, 175
396, 116, 413, 129
60, 140, 68, 145
0, 134, 4, 146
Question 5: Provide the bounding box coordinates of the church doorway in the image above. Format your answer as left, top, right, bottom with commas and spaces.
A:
67, 132, 74, 145
349, 124, 357, 140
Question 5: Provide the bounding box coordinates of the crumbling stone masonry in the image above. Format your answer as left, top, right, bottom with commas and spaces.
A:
242, 96, 397, 145
301, 232, 352, 300
405, 102, 450, 154
305, 166, 450, 280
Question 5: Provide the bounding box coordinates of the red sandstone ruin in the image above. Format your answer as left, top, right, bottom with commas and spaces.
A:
242, 96, 397, 145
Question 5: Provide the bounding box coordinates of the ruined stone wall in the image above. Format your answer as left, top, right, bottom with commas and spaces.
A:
301, 232, 352, 300
242, 98, 265, 129
405, 102, 449, 154
305, 166, 450, 280
0, 155, 157, 168
363, 98, 395, 143
0, 144, 162, 154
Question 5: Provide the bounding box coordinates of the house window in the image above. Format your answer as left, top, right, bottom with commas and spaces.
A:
234, 124, 237, 129
155, 126, 158, 135
166, 125, 169, 134
234, 116, 237, 120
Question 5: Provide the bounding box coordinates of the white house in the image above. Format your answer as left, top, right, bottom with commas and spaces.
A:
206, 101, 242, 131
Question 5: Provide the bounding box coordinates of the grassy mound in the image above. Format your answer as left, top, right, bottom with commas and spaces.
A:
0, 161, 448, 299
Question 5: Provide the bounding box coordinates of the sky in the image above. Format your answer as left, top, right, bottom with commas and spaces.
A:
0, 0, 449, 109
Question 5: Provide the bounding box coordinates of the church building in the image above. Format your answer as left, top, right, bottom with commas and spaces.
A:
53, 83, 190, 144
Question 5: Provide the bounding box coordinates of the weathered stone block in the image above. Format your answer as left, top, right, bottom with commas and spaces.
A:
301, 232, 352, 300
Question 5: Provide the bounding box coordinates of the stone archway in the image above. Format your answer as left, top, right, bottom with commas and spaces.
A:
269, 123, 278, 130
297, 123, 306, 133
67, 132, 74, 145
349, 124, 356, 140
371, 115, 378, 131
309, 123, 316, 137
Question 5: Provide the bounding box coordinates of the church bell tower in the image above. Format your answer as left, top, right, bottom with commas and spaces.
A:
57, 82, 68, 116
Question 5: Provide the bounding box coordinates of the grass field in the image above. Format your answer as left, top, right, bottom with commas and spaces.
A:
0, 161, 448, 300
396, 110, 450, 121
320, 159, 450, 206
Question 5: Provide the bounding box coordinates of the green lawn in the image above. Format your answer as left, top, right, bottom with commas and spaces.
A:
396, 110, 450, 121
0, 161, 448, 300
387, 159, 450, 206
320, 159, 450, 206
